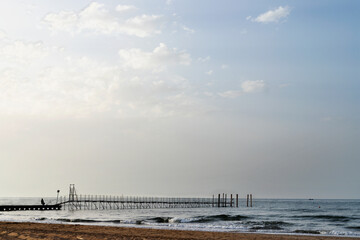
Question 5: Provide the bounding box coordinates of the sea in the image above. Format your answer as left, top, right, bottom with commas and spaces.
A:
0, 198, 360, 237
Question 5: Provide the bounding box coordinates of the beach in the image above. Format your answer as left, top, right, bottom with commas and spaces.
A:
1, 222, 359, 240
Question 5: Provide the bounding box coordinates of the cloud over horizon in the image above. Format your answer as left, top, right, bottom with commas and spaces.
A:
118, 43, 191, 72
241, 80, 265, 93
0, 37, 200, 119
218, 80, 265, 98
43, 2, 163, 37
248, 6, 291, 23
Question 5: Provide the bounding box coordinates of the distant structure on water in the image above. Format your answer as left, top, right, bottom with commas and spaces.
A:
59, 184, 245, 211
0, 184, 254, 211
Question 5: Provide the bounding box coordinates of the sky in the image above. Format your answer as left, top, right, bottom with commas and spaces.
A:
0, 0, 359, 199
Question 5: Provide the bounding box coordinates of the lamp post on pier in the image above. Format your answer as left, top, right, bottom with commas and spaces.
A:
56, 190, 60, 204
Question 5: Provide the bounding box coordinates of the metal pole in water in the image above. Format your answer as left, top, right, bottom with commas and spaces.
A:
56, 190, 60, 204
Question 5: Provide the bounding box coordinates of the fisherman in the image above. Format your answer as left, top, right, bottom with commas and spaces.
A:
41, 198, 45, 206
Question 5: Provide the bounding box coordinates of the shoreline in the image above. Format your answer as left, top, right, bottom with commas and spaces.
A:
1, 221, 359, 240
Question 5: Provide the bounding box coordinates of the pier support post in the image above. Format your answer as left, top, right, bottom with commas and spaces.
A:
250, 194, 252, 207
218, 194, 220, 207
230, 194, 233, 207
246, 194, 249, 207
236, 194, 238, 207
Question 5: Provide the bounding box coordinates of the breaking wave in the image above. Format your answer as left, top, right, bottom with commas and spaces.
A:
247, 221, 293, 230
293, 215, 354, 222
293, 230, 321, 234
148, 214, 249, 224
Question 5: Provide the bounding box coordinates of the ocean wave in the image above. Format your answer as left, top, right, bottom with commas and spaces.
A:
147, 214, 249, 224
169, 217, 196, 223
293, 230, 321, 234
247, 221, 293, 230
109, 220, 122, 223
56, 218, 99, 223
54, 218, 129, 224
123, 220, 143, 225
147, 217, 172, 223
290, 209, 320, 213
204, 214, 249, 222
346, 226, 360, 230
293, 215, 354, 222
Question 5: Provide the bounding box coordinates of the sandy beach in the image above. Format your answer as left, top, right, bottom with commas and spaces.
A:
0, 222, 359, 240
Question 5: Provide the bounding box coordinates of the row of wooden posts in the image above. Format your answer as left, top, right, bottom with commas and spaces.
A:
212, 193, 253, 207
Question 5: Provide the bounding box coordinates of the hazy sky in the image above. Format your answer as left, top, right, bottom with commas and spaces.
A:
0, 0, 359, 198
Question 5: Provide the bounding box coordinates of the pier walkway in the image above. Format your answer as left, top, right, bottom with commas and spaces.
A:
58, 184, 239, 211
0, 204, 61, 211
0, 185, 244, 211
59, 196, 217, 211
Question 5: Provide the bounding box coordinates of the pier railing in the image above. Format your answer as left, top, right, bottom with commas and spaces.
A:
56, 184, 245, 211
59, 195, 216, 211
0, 185, 253, 212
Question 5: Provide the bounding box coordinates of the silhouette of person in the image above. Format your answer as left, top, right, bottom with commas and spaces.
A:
41, 198, 45, 206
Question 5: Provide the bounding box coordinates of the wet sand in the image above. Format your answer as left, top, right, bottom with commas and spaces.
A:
0, 221, 359, 240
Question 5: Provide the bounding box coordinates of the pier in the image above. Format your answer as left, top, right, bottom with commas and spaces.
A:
0, 204, 61, 211
58, 184, 240, 211
0, 185, 250, 211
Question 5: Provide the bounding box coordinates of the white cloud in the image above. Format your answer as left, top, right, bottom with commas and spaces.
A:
0, 55, 195, 118
218, 90, 242, 99
203, 92, 214, 97
171, 21, 195, 34
115, 5, 136, 12
197, 56, 210, 63
206, 81, 214, 86
241, 80, 265, 93
77, 2, 120, 34
205, 70, 213, 75
0, 39, 198, 118
118, 43, 191, 72
0, 52, 117, 117
43, 11, 78, 33
122, 14, 163, 37
0, 29, 7, 39
0, 40, 49, 65
221, 64, 229, 69
250, 6, 290, 23
182, 25, 195, 34
218, 80, 265, 99
43, 2, 163, 37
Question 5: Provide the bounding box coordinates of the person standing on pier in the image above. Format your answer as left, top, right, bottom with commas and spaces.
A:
41, 198, 45, 206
